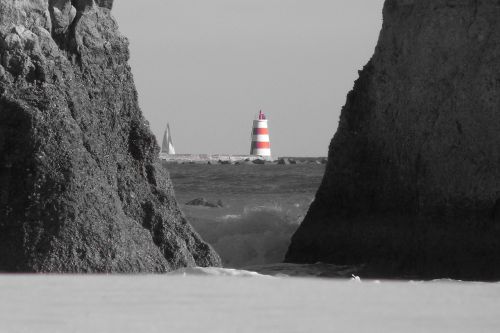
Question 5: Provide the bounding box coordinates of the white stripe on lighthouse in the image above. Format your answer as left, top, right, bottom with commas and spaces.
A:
252, 134, 270, 142
253, 120, 269, 128
253, 148, 271, 156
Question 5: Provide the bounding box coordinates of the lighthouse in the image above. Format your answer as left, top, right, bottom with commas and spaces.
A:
250, 110, 272, 159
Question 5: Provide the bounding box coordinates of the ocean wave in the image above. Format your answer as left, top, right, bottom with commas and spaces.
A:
190, 205, 301, 268
169, 263, 365, 279
218, 214, 241, 220
243, 263, 362, 278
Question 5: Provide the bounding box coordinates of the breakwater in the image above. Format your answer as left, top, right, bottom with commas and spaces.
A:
159, 154, 264, 163
160, 154, 327, 165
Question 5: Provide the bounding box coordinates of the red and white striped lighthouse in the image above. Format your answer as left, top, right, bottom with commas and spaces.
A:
250, 110, 272, 159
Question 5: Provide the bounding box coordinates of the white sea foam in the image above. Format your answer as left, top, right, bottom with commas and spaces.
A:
192, 204, 300, 268
218, 214, 241, 220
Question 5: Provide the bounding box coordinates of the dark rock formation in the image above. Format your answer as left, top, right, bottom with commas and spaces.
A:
185, 198, 224, 208
286, 0, 500, 280
0, 0, 220, 272
277, 158, 290, 165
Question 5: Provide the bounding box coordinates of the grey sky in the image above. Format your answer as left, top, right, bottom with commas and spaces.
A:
113, 0, 384, 157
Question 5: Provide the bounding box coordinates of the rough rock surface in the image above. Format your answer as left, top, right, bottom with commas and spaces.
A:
0, 0, 221, 272
286, 0, 500, 280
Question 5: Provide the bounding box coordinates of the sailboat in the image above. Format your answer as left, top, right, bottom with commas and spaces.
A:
161, 123, 176, 155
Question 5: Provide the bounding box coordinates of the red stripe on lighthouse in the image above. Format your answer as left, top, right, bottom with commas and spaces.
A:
253, 128, 269, 135
253, 142, 270, 149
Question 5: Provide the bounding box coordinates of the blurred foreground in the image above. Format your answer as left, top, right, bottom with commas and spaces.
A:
1, 272, 499, 332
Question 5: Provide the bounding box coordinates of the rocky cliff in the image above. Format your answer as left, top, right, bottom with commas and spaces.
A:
0, 0, 221, 272
286, 0, 500, 280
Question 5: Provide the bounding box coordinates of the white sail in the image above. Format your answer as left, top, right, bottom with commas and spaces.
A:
161, 123, 176, 155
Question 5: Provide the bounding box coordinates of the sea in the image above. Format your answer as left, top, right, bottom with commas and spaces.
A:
167, 162, 325, 269
2, 163, 500, 332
